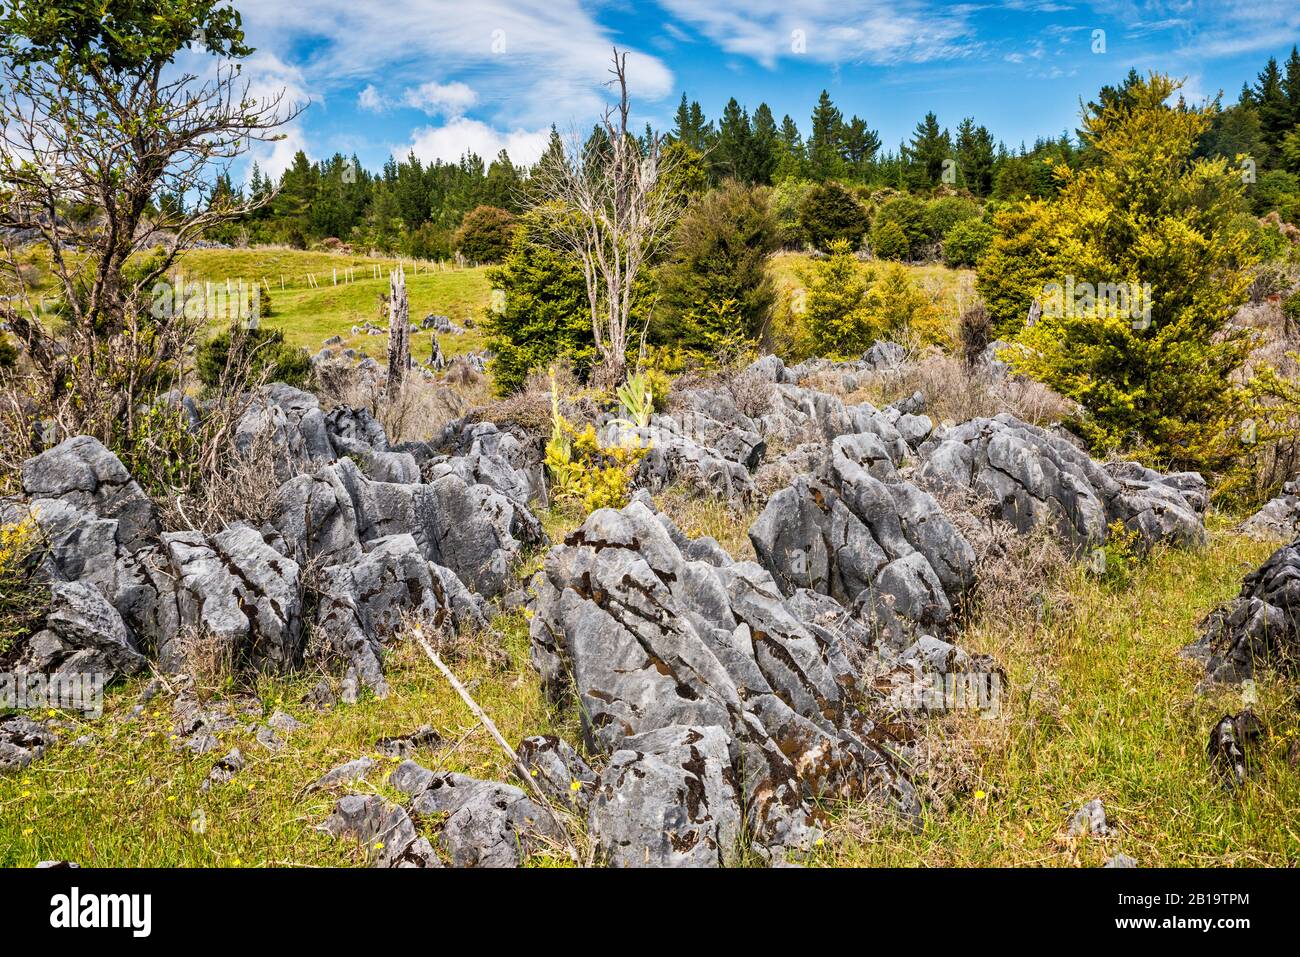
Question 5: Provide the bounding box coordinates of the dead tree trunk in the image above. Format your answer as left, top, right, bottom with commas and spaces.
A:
387, 264, 410, 397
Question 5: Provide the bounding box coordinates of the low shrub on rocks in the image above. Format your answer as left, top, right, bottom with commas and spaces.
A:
0, 515, 46, 660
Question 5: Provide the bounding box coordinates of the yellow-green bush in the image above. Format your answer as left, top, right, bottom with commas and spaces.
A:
545, 373, 650, 513
0, 515, 47, 658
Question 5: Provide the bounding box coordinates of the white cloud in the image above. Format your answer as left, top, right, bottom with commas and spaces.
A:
249, 125, 311, 181
654, 0, 979, 69
239, 1, 674, 129
357, 84, 386, 112
402, 81, 478, 117
403, 118, 550, 167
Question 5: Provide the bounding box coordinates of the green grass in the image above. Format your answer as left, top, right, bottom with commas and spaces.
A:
4, 245, 495, 361
0, 612, 582, 867
817, 529, 1300, 867
172, 249, 493, 359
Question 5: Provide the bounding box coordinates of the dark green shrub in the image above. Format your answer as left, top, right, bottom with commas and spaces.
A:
943, 218, 996, 267
653, 181, 779, 353
484, 210, 594, 395
797, 181, 869, 251
870, 219, 910, 261
871, 194, 928, 260
195, 325, 312, 390
454, 205, 517, 264
924, 196, 981, 242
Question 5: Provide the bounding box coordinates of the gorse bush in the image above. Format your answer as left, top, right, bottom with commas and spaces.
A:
544, 371, 649, 512
0, 515, 47, 659
943, 217, 996, 268
863, 263, 945, 347
986, 73, 1260, 470
800, 239, 875, 358
975, 202, 1061, 338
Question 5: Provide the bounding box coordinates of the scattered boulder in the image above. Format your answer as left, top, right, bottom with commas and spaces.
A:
1067, 798, 1114, 838
1207, 710, 1263, 789
0, 715, 57, 774
421, 314, 463, 334
375, 725, 441, 759
320, 794, 441, 867
919, 413, 1206, 551
1104, 853, 1137, 868
201, 748, 245, 791
1243, 478, 1300, 541
391, 762, 565, 868
308, 756, 376, 792
1189, 539, 1300, 683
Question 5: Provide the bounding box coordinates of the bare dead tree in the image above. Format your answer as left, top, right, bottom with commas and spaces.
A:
524, 48, 683, 387
386, 264, 410, 397
0, 32, 300, 456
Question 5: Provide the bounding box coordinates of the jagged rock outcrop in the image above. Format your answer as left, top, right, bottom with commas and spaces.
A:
1243, 479, 1300, 541
918, 413, 1206, 551
416, 420, 543, 505
530, 500, 920, 866
25, 580, 146, 678
1188, 538, 1300, 684
389, 761, 565, 867
8, 384, 540, 701
234, 383, 336, 478
750, 433, 975, 643
109, 523, 305, 673
266, 456, 542, 598
760, 384, 910, 463
21, 435, 158, 552
313, 533, 486, 701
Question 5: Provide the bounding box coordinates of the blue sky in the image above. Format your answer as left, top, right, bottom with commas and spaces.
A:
198, 1, 1300, 181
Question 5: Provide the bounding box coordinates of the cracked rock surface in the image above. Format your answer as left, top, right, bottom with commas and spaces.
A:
530, 499, 920, 865
918, 413, 1206, 551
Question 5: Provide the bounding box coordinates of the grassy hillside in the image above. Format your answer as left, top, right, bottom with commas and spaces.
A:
8, 246, 981, 366
175, 249, 492, 359
4, 246, 493, 361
